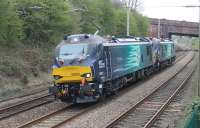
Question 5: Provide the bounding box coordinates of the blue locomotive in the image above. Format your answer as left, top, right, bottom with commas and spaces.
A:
49, 34, 175, 103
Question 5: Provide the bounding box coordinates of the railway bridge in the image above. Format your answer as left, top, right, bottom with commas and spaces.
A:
148, 18, 199, 38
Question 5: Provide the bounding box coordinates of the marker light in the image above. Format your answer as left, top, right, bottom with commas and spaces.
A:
57, 58, 64, 66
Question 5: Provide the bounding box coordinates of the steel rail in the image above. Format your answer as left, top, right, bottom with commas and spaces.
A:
51, 105, 96, 128
16, 104, 73, 128
16, 102, 101, 128
175, 53, 187, 63
0, 94, 53, 120
0, 93, 51, 112
104, 53, 194, 128
17, 102, 103, 128
0, 82, 52, 103
143, 67, 194, 128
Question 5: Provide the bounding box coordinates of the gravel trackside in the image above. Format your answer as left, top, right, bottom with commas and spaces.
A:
0, 101, 68, 128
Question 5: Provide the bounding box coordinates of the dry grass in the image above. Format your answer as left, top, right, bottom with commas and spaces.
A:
0, 44, 54, 99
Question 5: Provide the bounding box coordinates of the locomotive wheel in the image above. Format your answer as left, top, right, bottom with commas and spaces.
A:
113, 89, 119, 96
121, 77, 127, 87
105, 82, 112, 95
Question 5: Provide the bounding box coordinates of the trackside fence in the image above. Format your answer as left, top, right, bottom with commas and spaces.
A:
184, 103, 200, 128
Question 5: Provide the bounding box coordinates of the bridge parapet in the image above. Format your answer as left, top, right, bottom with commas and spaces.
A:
149, 18, 199, 38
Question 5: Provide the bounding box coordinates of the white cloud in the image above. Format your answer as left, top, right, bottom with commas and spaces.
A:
140, 0, 199, 22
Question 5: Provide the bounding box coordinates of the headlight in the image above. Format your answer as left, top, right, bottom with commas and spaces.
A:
57, 58, 64, 66
85, 73, 91, 78
54, 75, 61, 80
81, 73, 91, 78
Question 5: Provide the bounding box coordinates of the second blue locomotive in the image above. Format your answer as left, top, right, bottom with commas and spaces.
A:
49, 34, 176, 103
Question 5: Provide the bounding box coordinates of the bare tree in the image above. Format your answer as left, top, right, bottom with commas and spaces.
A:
120, 0, 140, 10
112, 0, 141, 10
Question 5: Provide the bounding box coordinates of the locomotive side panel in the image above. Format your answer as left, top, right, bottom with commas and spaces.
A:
140, 44, 154, 68
93, 46, 111, 83
160, 42, 176, 62
103, 43, 153, 80
112, 44, 141, 79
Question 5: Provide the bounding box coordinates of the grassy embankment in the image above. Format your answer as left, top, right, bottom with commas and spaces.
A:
0, 44, 54, 100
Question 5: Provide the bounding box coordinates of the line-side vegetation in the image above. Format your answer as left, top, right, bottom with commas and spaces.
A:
0, 0, 149, 99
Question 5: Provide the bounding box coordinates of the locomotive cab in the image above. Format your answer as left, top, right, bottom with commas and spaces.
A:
49, 34, 105, 103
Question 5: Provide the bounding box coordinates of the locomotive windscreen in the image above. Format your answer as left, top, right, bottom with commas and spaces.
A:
53, 35, 106, 67
59, 44, 89, 60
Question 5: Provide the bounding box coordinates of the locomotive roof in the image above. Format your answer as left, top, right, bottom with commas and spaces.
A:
56, 34, 107, 49
103, 41, 152, 46
56, 34, 174, 48
103, 39, 174, 46
63, 34, 106, 44
104, 37, 152, 46
160, 41, 174, 44
114, 37, 150, 42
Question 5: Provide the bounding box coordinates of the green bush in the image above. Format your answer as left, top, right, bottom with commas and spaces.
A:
0, 57, 24, 77
0, 0, 149, 46
0, 0, 23, 45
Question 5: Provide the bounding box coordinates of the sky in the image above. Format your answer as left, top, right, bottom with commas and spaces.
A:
140, 0, 199, 22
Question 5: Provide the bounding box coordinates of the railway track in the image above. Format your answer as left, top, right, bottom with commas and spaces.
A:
103, 54, 195, 128
16, 103, 95, 128
0, 82, 51, 103
150, 54, 198, 128
16, 52, 190, 128
0, 94, 54, 120
175, 51, 187, 63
